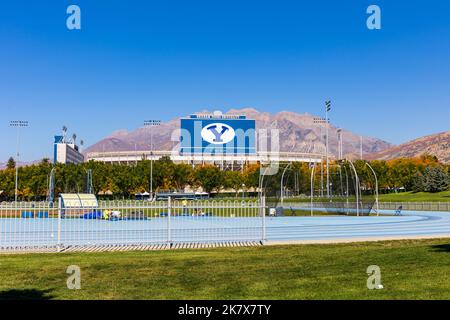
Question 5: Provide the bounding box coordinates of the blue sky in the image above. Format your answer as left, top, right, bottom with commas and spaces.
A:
1, 0, 449, 161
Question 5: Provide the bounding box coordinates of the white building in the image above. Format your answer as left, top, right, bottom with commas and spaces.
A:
53, 135, 85, 164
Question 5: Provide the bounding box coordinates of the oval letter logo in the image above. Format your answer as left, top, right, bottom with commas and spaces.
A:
201, 123, 235, 145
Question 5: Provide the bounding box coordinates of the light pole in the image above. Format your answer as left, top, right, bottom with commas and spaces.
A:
365, 161, 379, 216
280, 162, 291, 205
9, 120, 28, 202
325, 101, 331, 198
360, 136, 363, 160
241, 183, 245, 201
310, 163, 315, 216
144, 120, 161, 199
337, 128, 343, 160
347, 160, 360, 216
313, 117, 327, 197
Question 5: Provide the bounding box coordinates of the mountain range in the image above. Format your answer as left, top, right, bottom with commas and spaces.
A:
1, 109, 448, 167
366, 130, 450, 163
84, 108, 393, 158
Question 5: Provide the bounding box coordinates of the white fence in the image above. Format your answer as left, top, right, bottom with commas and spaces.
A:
377, 202, 450, 212
284, 201, 450, 212
0, 199, 266, 251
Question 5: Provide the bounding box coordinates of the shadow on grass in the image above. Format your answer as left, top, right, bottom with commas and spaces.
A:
0, 289, 54, 300
431, 244, 450, 253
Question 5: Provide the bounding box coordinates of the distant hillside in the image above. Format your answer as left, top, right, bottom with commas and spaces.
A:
84, 108, 393, 157
367, 131, 450, 164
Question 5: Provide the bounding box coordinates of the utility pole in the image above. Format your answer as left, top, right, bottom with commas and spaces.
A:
325, 101, 331, 198
9, 120, 29, 202
144, 120, 161, 199
337, 128, 343, 160
280, 163, 291, 205
313, 116, 328, 197
310, 163, 315, 216
360, 136, 363, 160
320, 158, 324, 197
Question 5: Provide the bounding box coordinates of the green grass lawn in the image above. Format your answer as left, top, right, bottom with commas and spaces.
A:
1, 238, 450, 300
377, 191, 450, 202
278, 190, 450, 203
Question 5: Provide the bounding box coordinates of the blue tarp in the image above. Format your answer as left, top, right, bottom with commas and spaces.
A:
80, 211, 103, 219
37, 212, 49, 218
21, 212, 34, 218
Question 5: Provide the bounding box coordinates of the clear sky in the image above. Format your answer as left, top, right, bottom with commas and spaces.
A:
1, 0, 449, 161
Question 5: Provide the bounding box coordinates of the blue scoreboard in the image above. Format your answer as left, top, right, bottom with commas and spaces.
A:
180, 113, 256, 155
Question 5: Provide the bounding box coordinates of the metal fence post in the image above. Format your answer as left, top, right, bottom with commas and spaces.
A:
167, 196, 172, 245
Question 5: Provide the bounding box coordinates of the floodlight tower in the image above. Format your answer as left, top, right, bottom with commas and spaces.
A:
313, 117, 328, 197
62, 125, 67, 143
144, 119, 161, 198
9, 120, 29, 202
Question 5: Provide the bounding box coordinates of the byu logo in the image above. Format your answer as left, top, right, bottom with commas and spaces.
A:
201, 123, 235, 144
66, 5, 81, 30
366, 5, 381, 30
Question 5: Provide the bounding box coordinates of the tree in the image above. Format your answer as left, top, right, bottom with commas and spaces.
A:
411, 172, 425, 192
172, 163, 193, 191
223, 170, 244, 197
424, 166, 449, 193
6, 157, 15, 170
193, 165, 223, 193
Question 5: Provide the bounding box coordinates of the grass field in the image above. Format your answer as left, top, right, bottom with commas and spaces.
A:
279, 190, 450, 203
377, 191, 450, 202
1, 238, 450, 300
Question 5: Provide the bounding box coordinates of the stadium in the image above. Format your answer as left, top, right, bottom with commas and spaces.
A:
1, 1, 450, 303
1, 110, 449, 255
85, 111, 324, 168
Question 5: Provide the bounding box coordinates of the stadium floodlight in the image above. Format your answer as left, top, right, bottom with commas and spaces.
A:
313, 117, 329, 197
144, 120, 161, 198
9, 120, 29, 202
62, 125, 67, 143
